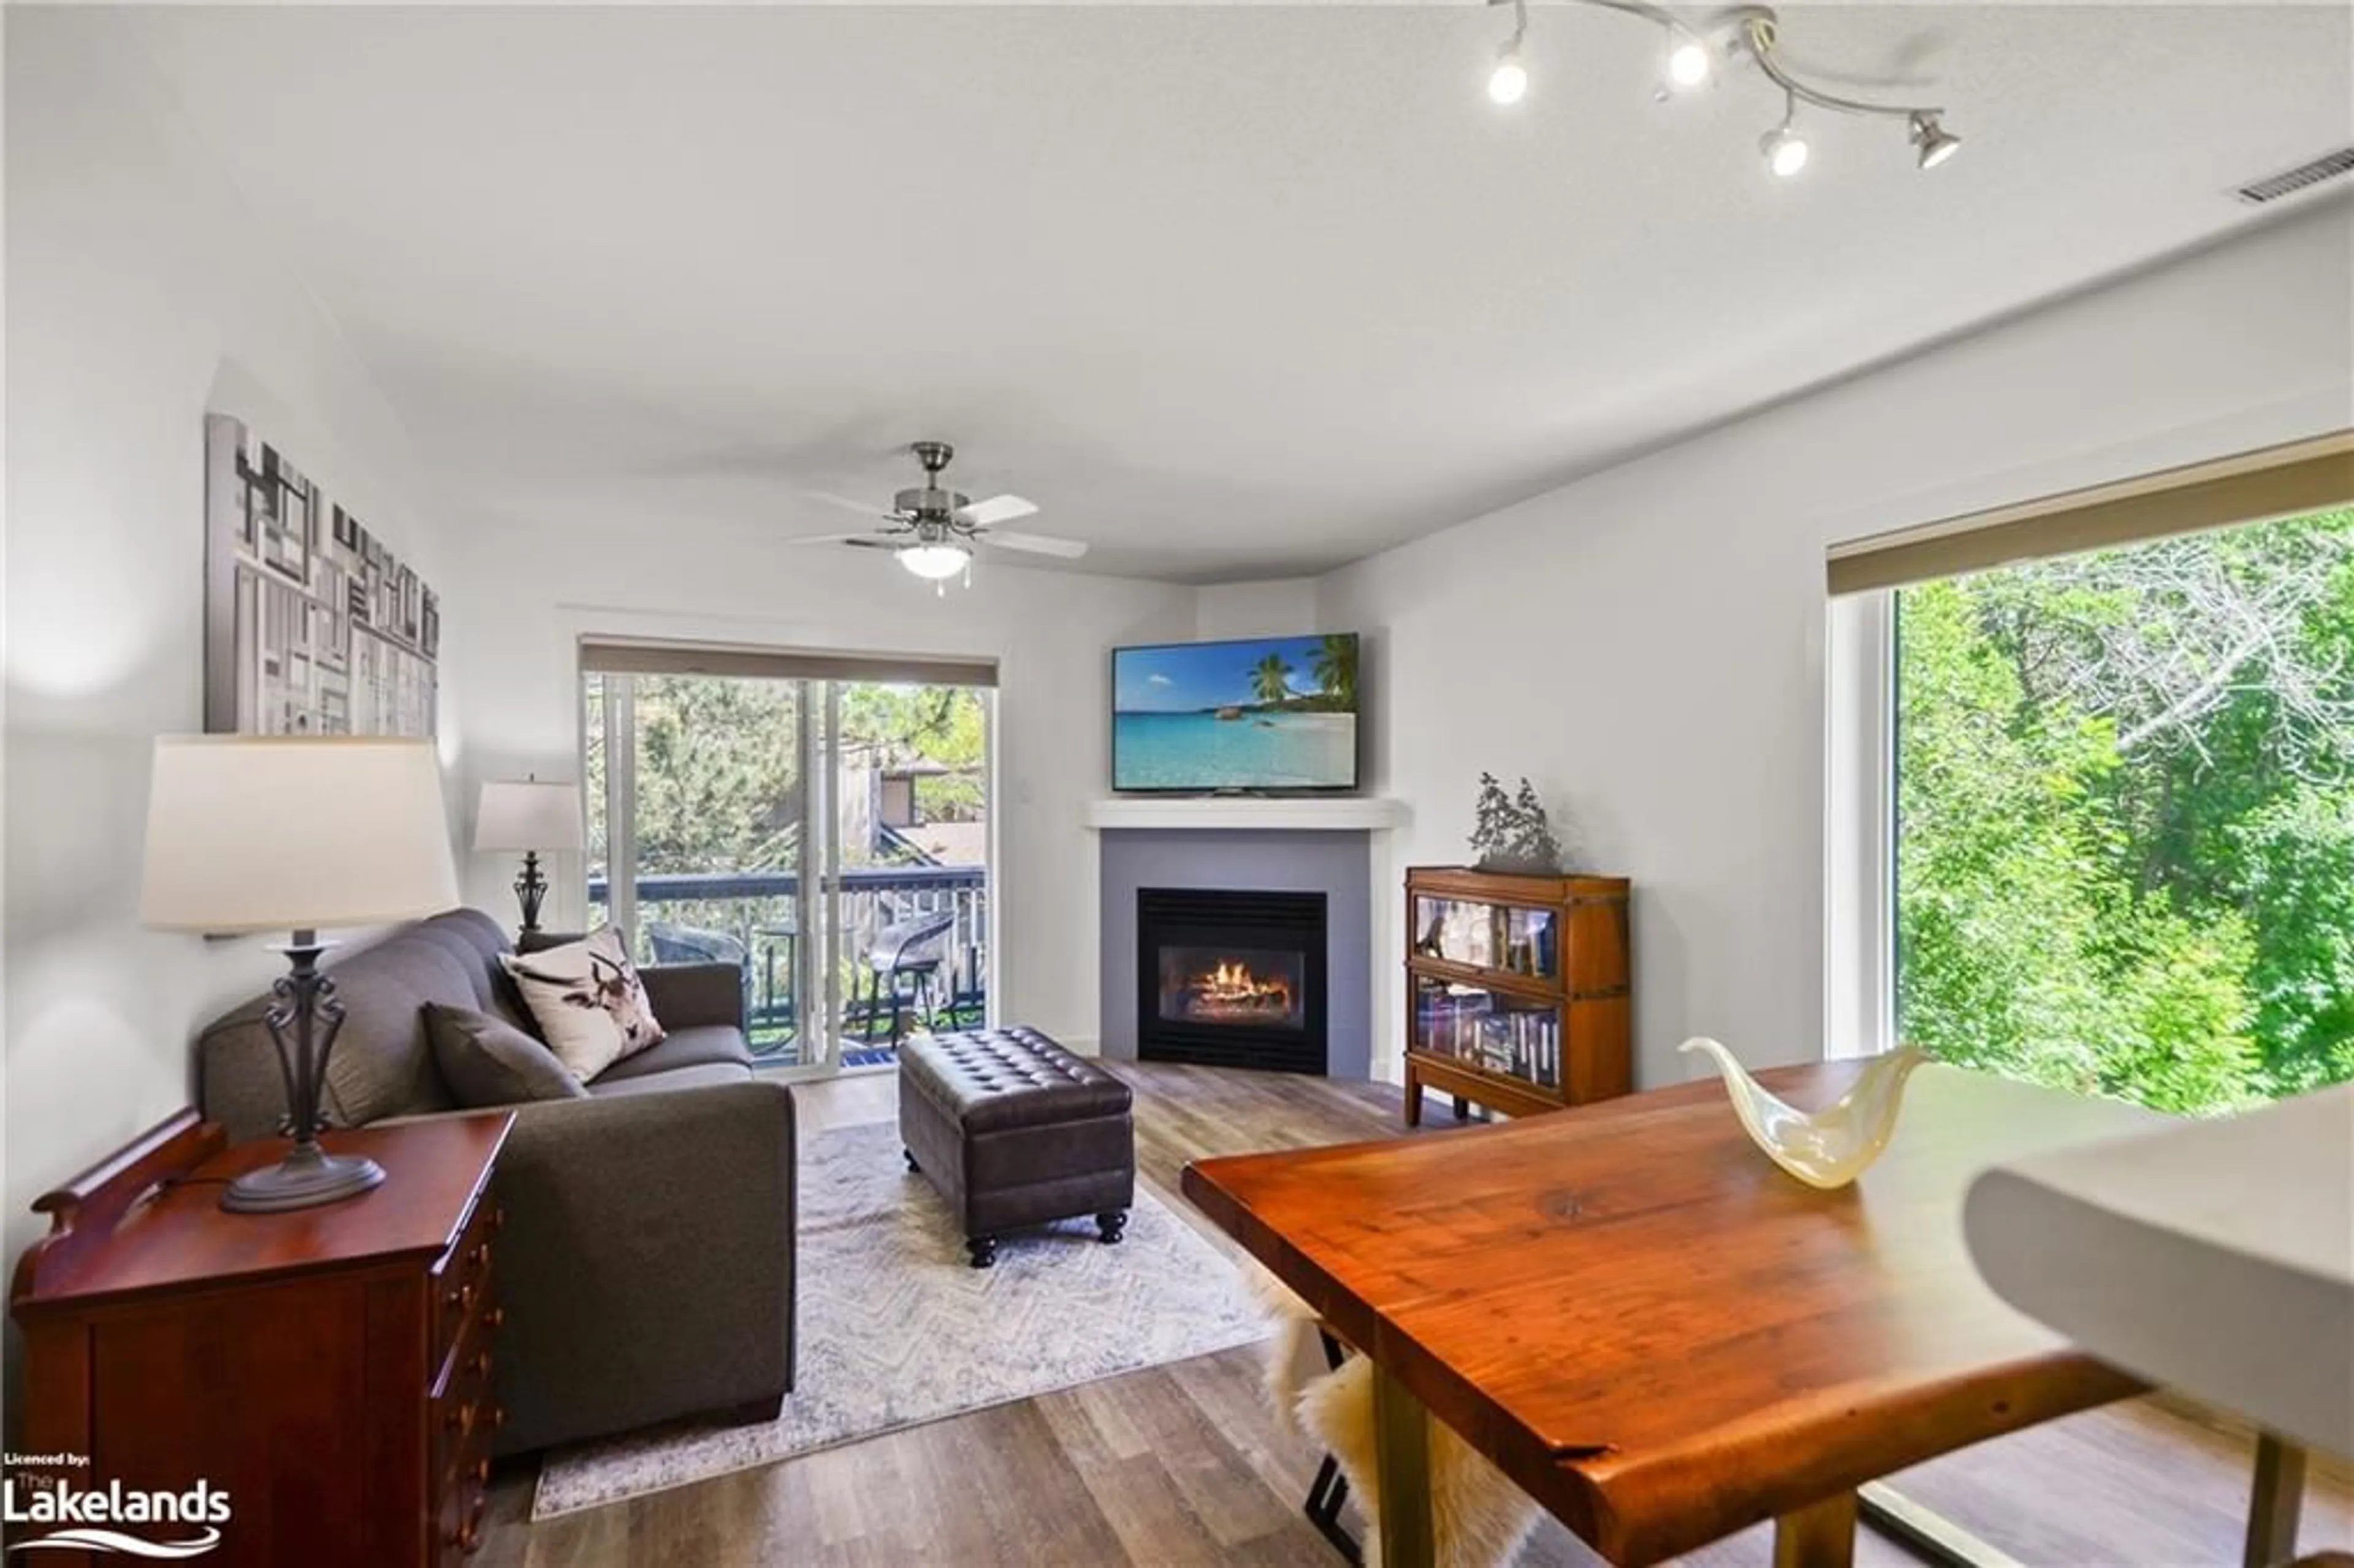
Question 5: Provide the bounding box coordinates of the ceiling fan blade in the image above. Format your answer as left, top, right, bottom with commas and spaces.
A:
841, 536, 904, 553
801, 489, 894, 519
981, 530, 1088, 560
784, 530, 879, 547
960, 494, 1038, 528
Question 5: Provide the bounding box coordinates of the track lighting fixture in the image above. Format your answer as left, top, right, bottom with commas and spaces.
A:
1488, 0, 1530, 104
1910, 112, 1962, 170
1489, 42, 1529, 104
1480, 1, 1962, 180
1761, 101, 1809, 178
1666, 32, 1712, 89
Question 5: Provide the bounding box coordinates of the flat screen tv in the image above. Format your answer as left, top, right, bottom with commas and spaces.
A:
1112, 633, 1360, 793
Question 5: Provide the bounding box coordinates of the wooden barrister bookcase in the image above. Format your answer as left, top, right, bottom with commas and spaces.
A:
1403, 866, 1632, 1125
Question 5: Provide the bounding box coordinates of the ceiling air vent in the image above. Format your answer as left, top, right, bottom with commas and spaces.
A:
2236, 147, 2354, 205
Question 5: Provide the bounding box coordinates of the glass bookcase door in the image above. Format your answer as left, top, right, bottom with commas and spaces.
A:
1411, 975, 1563, 1087
1412, 896, 1558, 980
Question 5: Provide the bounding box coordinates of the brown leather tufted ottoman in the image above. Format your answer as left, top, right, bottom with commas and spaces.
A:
897, 1026, 1136, 1268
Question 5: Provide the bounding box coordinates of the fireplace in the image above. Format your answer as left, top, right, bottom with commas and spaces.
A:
1137, 888, 1327, 1074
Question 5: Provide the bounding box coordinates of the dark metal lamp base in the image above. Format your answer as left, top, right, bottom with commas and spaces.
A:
221, 1150, 387, 1214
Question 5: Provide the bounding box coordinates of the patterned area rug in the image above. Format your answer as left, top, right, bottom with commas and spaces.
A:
531, 1118, 1273, 1518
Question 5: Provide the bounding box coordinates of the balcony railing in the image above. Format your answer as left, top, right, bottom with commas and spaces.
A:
587, 864, 987, 1064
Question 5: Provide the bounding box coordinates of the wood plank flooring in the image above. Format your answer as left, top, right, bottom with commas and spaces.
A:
476, 1064, 2349, 1567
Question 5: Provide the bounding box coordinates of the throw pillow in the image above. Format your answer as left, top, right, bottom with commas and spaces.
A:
498, 926, 667, 1081
424, 1002, 591, 1105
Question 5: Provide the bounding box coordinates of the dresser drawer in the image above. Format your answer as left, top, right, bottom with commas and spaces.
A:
432, 1195, 502, 1368
430, 1331, 497, 1568
430, 1302, 503, 1489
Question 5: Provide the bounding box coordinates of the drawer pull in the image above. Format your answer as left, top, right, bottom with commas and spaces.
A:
444, 1399, 476, 1436
471, 1457, 492, 1486
446, 1283, 475, 1314
466, 1243, 491, 1273
489, 1206, 506, 1235
484, 1306, 506, 1331
471, 1349, 494, 1380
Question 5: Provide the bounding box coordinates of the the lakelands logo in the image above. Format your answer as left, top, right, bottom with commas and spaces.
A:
3, 1459, 227, 1559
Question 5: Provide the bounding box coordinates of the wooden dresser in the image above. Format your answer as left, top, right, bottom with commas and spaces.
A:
10, 1110, 514, 1568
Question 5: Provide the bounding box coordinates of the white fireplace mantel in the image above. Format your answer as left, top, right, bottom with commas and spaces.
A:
1081, 796, 1409, 833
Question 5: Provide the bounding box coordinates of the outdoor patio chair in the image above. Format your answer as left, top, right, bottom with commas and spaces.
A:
646, 921, 756, 1024
853, 909, 958, 1046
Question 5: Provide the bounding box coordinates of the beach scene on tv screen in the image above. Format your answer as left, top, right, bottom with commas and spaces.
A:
1114, 634, 1358, 790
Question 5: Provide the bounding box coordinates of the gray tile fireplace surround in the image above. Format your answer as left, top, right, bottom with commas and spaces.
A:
1099, 828, 1373, 1079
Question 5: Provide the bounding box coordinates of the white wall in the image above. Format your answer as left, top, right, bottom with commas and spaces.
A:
1320, 203, 2354, 1090
2, 7, 457, 1380
444, 519, 1195, 1051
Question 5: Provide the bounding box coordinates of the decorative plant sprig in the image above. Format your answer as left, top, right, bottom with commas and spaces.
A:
1469, 773, 1564, 873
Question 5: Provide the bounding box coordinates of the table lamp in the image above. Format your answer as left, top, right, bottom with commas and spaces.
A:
472, 777, 585, 936
141, 736, 459, 1212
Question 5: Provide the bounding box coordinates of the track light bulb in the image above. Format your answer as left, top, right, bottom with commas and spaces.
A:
1488, 40, 1529, 105
1910, 112, 1962, 170
1761, 122, 1809, 178
1666, 37, 1712, 89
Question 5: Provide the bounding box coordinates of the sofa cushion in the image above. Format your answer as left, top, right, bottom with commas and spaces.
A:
426, 1003, 590, 1106
406, 907, 539, 1034
586, 1062, 756, 1098
590, 1024, 756, 1086
197, 910, 524, 1137
501, 927, 667, 1079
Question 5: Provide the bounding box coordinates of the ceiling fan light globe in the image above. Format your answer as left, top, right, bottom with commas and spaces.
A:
897, 544, 972, 581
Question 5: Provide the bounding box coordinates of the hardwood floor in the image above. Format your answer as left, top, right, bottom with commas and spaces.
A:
476, 1064, 2349, 1567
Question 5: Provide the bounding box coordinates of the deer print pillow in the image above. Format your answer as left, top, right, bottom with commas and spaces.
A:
500, 927, 668, 1081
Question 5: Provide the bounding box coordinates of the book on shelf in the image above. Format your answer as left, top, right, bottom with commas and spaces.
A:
1414, 981, 1560, 1087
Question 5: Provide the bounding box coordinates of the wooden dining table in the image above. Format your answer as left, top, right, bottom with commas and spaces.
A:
1182, 1060, 2162, 1567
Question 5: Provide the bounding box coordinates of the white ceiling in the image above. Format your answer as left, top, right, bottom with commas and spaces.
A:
115, 4, 2354, 581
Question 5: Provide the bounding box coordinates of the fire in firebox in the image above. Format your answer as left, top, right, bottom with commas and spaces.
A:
1162, 951, 1302, 1025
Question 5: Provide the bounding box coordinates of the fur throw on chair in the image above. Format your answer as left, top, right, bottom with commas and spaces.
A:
1251, 1273, 1543, 1568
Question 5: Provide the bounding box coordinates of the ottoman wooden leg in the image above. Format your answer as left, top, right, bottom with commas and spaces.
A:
1097, 1211, 1127, 1245
967, 1235, 999, 1269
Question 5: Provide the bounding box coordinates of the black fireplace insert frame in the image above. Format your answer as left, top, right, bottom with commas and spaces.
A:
1137, 887, 1328, 1075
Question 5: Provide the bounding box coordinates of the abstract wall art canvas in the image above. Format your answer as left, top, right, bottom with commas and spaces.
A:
203, 414, 440, 737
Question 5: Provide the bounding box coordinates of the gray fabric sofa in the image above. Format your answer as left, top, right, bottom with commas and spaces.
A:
195, 908, 795, 1456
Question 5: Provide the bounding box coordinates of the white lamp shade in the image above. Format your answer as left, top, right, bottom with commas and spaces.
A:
473, 778, 586, 852
141, 736, 460, 934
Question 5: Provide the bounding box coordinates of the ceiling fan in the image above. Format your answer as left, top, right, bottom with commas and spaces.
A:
789, 441, 1087, 592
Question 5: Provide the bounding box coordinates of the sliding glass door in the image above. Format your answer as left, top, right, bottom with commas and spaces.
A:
584, 649, 993, 1074
825, 681, 992, 1064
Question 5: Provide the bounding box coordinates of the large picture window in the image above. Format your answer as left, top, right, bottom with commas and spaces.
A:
1894, 504, 2354, 1112
1826, 432, 2354, 1113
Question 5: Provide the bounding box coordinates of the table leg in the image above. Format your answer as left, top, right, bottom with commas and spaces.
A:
1775, 1490, 1857, 1568
2244, 1431, 2306, 1568
1369, 1363, 1435, 1568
